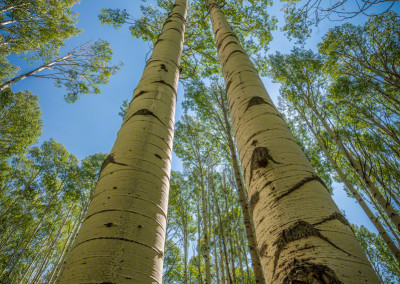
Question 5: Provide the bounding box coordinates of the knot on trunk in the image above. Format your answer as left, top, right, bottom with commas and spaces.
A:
283, 262, 342, 284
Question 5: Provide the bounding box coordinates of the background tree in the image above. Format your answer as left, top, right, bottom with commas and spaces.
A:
0, 88, 41, 162
98, 0, 277, 79
281, 0, 400, 42
0, 0, 80, 81
0, 139, 106, 283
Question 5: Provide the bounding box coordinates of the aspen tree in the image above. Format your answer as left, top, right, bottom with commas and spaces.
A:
56, 1, 187, 283
205, 0, 379, 282
185, 80, 265, 283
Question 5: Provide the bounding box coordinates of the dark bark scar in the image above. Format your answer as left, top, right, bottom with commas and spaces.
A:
245, 96, 271, 112
249, 147, 280, 185
282, 260, 343, 284
272, 221, 352, 276
275, 175, 328, 202
101, 153, 129, 172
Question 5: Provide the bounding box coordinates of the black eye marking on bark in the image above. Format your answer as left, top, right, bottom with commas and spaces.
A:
224, 50, 246, 64
221, 40, 237, 53
275, 174, 328, 202
155, 154, 162, 160
313, 211, 351, 228
207, 2, 221, 14
104, 223, 114, 228
164, 27, 182, 34
217, 31, 239, 49
282, 261, 343, 284
153, 38, 164, 48
249, 191, 260, 215
249, 147, 281, 185
245, 97, 271, 112
272, 221, 352, 276
226, 79, 233, 92
160, 64, 168, 72
73, 237, 164, 258
153, 80, 177, 95
124, 109, 167, 127
131, 90, 149, 103
101, 153, 129, 172
258, 242, 268, 256
251, 140, 258, 146
213, 27, 221, 36
163, 19, 174, 26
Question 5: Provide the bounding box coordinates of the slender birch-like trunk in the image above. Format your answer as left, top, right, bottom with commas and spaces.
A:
183, 225, 188, 284
197, 203, 203, 284
238, 229, 251, 284
199, 166, 212, 283
222, 180, 237, 284
214, 202, 226, 283
215, 196, 232, 283
207, 180, 214, 283
205, 0, 379, 282
230, 199, 245, 283
219, 88, 265, 284
211, 203, 221, 284
56, 1, 187, 283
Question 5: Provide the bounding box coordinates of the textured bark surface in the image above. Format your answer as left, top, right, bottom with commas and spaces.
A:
205, 0, 380, 282
221, 92, 265, 284
56, 1, 187, 283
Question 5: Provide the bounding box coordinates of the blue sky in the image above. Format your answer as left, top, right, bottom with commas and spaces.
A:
10, 0, 377, 232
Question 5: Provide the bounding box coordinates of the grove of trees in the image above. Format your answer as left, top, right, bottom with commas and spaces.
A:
1, 0, 399, 283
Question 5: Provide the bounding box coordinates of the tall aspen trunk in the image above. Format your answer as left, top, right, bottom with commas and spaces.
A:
219, 237, 227, 283
215, 196, 232, 283
197, 203, 203, 284
238, 229, 251, 284
205, 0, 379, 282
222, 180, 237, 284
228, 223, 237, 284
183, 226, 188, 284
214, 202, 226, 283
199, 167, 212, 283
220, 88, 265, 284
234, 229, 244, 283
230, 199, 245, 283
300, 111, 400, 262
207, 181, 214, 282
56, 1, 187, 283
211, 203, 221, 284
